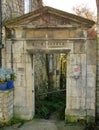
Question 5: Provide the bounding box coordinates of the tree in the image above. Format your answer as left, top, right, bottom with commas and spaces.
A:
73, 4, 96, 37
96, 0, 99, 14
96, 0, 99, 31
72, 4, 96, 21
0, 0, 2, 66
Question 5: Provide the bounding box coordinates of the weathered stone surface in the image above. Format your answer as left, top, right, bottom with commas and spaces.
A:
77, 77, 86, 88
87, 65, 96, 77
65, 42, 74, 53
15, 29, 23, 38
87, 78, 96, 88
66, 109, 87, 117
81, 54, 86, 77
74, 41, 85, 54
14, 87, 26, 106
13, 41, 24, 53
14, 106, 33, 120
86, 39, 97, 65
13, 53, 22, 63
0, 90, 13, 121
6, 40, 12, 53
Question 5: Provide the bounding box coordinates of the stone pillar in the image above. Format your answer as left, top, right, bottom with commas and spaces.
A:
96, 0, 99, 120
5, 28, 35, 120
86, 39, 96, 122
24, 53, 35, 119
65, 53, 87, 122
65, 39, 96, 123
0, 89, 13, 121
12, 41, 34, 120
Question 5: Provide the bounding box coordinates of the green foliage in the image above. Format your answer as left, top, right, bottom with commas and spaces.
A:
7, 116, 25, 126
10, 73, 16, 80
35, 89, 66, 120
0, 67, 16, 83
35, 100, 50, 119
83, 123, 99, 130
0, 116, 26, 129
65, 114, 78, 123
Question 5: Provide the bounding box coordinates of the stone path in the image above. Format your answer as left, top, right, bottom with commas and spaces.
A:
2, 119, 85, 130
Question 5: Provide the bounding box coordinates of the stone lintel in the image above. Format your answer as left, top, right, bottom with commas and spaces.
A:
27, 48, 71, 54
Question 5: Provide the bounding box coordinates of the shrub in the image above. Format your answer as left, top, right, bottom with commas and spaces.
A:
35, 88, 66, 120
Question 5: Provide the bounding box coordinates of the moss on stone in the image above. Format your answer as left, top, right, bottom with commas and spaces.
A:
65, 113, 95, 124
86, 116, 95, 123
65, 113, 78, 123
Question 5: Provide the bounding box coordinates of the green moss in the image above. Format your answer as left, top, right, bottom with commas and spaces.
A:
65, 113, 95, 124
0, 116, 26, 129
86, 116, 95, 123
7, 116, 25, 125
65, 113, 78, 123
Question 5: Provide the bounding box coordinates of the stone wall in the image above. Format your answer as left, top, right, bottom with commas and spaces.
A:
2, 0, 42, 20
0, 89, 13, 121
2, 0, 24, 20
30, 0, 42, 12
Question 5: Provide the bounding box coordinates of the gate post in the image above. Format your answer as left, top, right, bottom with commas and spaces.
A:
65, 39, 96, 123
0, 89, 13, 121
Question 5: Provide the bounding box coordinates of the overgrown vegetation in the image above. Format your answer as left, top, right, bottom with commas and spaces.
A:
35, 88, 66, 120
35, 53, 66, 120
0, 116, 26, 129
83, 122, 99, 130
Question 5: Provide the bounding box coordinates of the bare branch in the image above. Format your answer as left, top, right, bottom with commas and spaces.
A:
72, 4, 96, 21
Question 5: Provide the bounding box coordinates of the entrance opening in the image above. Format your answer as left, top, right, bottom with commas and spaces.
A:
34, 53, 67, 120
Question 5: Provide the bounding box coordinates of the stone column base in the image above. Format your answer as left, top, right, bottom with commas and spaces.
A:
14, 106, 34, 120
0, 89, 13, 121
65, 108, 95, 123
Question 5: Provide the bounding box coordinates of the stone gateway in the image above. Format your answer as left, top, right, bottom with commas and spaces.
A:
1, 6, 97, 122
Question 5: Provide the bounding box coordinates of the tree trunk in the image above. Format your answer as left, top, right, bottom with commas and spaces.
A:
46, 54, 53, 91
96, 0, 99, 120
96, 0, 99, 33
0, 0, 2, 67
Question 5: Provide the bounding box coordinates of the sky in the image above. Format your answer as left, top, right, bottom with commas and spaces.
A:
43, 0, 97, 14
